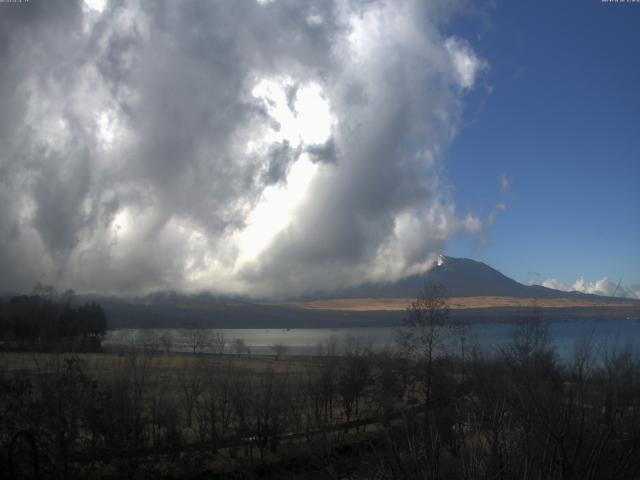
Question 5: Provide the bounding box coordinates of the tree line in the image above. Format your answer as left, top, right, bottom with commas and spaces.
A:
0, 285, 107, 352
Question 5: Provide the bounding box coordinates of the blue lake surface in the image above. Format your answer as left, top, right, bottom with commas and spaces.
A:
105, 318, 640, 360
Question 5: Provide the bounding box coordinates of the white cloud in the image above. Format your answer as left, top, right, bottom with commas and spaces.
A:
84, 0, 107, 13
541, 278, 566, 290
234, 155, 319, 267
500, 173, 511, 192
542, 276, 639, 299
250, 77, 334, 149
445, 37, 487, 90
487, 202, 506, 227
463, 213, 483, 234
0, 0, 489, 298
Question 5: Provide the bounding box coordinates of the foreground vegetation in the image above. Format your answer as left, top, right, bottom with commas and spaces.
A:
1, 287, 640, 479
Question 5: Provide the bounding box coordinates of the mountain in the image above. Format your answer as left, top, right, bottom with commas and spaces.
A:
308, 255, 630, 301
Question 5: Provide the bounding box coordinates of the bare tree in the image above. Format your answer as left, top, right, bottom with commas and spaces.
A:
449, 317, 469, 374
136, 330, 160, 353
507, 303, 553, 365
271, 343, 289, 361
179, 358, 204, 428
339, 337, 372, 426
371, 351, 404, 423
316, 334, 338, 357
397, 282, 450, 408
184, 329, 211, 354
196, 359, 235, 446
250, 367, 289, 458
232, 338, 247, 356
316, 336, 339, 427
158, 332, 173, 353
211, 331, 227, 355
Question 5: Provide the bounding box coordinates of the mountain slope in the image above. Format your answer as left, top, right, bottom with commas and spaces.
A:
79, 256, 640, 328
312, 256, 628, 301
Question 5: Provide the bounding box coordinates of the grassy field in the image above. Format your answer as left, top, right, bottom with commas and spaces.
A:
291, 295, 640, 311
0, 350, 314, 378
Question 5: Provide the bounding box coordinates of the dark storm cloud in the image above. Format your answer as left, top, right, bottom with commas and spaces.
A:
0, 0, 486, 296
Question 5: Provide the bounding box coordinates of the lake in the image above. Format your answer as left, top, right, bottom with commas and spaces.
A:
104, 318, 640, 360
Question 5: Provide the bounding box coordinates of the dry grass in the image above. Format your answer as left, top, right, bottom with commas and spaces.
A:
0, 350, 315, 378
291, 296, 639, 312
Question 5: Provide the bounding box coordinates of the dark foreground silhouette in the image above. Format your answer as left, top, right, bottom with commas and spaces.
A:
2, 328, 640, 478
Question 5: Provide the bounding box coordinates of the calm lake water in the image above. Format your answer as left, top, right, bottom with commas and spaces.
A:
104, 318, 640, 360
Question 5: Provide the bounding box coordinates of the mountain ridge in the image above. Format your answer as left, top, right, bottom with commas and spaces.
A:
303, 256, 634, 302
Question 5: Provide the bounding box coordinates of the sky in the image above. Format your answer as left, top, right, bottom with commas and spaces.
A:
0, 0, 638, 299
441, 0, 640, 299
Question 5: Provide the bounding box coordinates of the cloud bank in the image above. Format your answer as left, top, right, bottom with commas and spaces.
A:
542, 277, 640, 300
0, 0, 486, 297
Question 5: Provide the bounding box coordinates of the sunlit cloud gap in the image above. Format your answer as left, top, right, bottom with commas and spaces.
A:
0, 0, 488, 296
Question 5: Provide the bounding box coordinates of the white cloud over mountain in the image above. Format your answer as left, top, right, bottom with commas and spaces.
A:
0, 0, 487, 297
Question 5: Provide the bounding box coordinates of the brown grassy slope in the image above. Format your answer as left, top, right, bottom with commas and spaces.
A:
291, 296, 640, 312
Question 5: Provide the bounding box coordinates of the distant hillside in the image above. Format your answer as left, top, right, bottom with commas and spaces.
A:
90, 256, 640, 328
311, 256, 630, 301
99, 296, 404, 329
98, 295, 640, 329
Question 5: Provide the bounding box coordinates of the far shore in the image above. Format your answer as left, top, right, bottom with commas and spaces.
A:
291, 296, 640, 312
